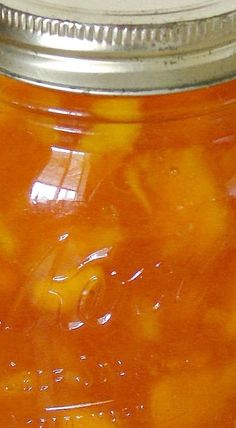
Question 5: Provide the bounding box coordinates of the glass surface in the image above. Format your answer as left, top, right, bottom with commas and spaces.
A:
0, 76, 236, 427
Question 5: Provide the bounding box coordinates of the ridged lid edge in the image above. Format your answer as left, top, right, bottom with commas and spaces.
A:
0, 2, 236, 94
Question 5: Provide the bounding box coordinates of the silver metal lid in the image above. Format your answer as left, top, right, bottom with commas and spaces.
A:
0, 0, 236, 94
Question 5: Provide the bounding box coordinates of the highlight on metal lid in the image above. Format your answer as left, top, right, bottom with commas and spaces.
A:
0, 0, 236, 94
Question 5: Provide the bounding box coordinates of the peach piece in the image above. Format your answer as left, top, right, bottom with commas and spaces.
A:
151, 364, 236, 428
126, 146, 228, 260
205, 306, 236, 340
31, 264, 105, 317
0, 371, 38, 395
79, 96, 141, 154
131, 302, 161, 342
79, 123, 141, 154
30, 224, 123, 318
125, 164, 152, 214
70, 225, 123, 259
0, 219, 16, 258
91, 98, 142, 122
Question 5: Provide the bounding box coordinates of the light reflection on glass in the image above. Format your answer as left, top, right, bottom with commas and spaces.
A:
97, 313, 112, 325
127, 268, 144, 283
45, 399, 114, 412
30, 147, 91, 204
68, 320, 85, 331
83, 248, 111, 266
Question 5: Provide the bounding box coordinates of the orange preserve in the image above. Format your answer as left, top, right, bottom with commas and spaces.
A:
0, 1, 236, 427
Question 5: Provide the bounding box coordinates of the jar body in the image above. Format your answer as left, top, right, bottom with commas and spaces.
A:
0, 76, 236, 427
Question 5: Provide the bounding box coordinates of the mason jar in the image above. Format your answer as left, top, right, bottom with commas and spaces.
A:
0, 1, 236, 427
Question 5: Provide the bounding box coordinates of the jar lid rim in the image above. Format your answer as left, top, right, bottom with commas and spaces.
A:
0, 1, 236, 94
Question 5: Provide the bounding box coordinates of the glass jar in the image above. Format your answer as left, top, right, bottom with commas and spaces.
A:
0, 1, 236, 427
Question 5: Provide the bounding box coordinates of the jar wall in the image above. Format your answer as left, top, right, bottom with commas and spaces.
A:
0, 75, 236, 427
